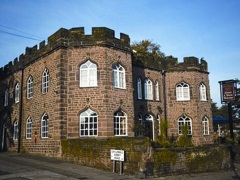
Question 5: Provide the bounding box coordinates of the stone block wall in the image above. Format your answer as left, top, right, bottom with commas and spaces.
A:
61, 137, 234, 178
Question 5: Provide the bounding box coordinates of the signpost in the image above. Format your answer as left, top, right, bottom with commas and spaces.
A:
111, 149, 124, 174
219, 79, 238, 143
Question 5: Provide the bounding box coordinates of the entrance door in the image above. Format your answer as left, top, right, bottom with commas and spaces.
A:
145, 115, 154, 140
1, 123, 5, 151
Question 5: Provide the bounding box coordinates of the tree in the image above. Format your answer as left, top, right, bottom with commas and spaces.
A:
211, 100, 219, 116
131, 40, 165, 60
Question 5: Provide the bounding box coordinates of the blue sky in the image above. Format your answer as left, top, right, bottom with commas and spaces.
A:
0, 0, 239, 107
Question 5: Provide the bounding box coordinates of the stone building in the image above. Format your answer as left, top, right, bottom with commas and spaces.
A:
0, 27, 213, 157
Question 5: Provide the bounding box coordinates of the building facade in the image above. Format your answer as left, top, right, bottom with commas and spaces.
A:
0, 27, 213, 157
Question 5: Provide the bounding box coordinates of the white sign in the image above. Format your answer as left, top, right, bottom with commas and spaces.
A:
111, 149, 124, 161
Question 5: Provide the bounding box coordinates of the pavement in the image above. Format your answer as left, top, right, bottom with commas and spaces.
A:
0, 152, 239, 179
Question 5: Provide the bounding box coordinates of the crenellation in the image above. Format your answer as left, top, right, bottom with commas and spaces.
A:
120, 33, 130, 45
183, 56, 199, 65
92, 27, 115, 38
39, 40, 46, 49
0, 27, 131, 79
134, 55, 208, 73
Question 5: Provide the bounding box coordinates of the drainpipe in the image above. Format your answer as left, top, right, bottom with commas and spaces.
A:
18, 68, 24, 153
162, 70, 167, 120
162, 70, 167, 137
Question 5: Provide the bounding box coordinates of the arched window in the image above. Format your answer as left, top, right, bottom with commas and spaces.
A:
144, 79, 153, 100
113, 64, 126, 89
15, 83, 20, 103
176, 82, 190, 101
114, 110, 127, 136
200, 83, 207, 101
4, 89, 8, 107
137, 78, 142, 99
41, 113, 48, 138
27, 76, 33, 99
178, 115, 192, 135
145, 114, 154, 140
42, 68, 49, 94
13, 121, 18, 140
155, 81, 159, 101
80, 108, 98, 136
80, 60, 97, 87
157, 115, 161, 136
26, 117, 32, 139
202, 116, 209, 135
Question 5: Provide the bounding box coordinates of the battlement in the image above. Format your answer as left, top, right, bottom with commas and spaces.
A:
133, 55, 208, 73
0, 27, 131, 78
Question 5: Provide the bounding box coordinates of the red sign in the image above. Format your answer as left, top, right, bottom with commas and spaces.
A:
222, 82, 235, 102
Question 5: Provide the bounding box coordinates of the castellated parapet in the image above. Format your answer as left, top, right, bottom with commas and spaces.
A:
0, 27, 131, 79
133, 55, 208, 73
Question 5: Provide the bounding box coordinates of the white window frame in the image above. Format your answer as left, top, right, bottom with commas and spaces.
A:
27, 76, 33, 99
146, 114, 155, 140
42, 68, 49, 94
178, 115, 192, 135
15, 83, 20, 103
26, 117, 32, 139
114, 110, 127, 136
13, 121, 18, 140
200, 83, 207, 101
202, 116, 209, 135
157, 115, 161, 136
113, 64, 126, 89
155, 81, 159, 101
80, 60, 98, 87
144, 78, 153, 100
4, 89, 8, 107
80, 108, 98, 137
137, 78, 142, 99
176, 82, 190, 101
41, 113, 48, 138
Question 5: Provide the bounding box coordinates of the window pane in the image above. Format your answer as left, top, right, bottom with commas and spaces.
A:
80, 109, 98, 136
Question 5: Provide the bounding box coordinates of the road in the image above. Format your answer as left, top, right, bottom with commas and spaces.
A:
0, 152, 239, 180
0, 152, 137, 180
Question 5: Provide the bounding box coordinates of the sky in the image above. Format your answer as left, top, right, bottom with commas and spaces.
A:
0, 0, 239, 107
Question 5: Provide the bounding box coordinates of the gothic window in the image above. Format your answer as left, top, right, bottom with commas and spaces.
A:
114, 110, 127, 136
27, 76, 33, 99
13, 121, 18, 140
200, 83, 207, 101
26, 117, 32, 139
202, 116, 209, 135
42, 68, 49, 94
4, 89, 8, 107
157, 115, 161, 136
178, 115, 192, 135
137, 78, 142, 99
15, 83, 20, 103
41, 113, 48, 138
155, 81, 159, 101
176, 82, 190, 101
80, 109, 98, 136
80, 60, 98, 87
144, 78, 153, 100
113, 64, 126, 89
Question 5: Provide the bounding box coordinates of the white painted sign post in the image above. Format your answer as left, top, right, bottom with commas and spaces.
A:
111, 149, 124, 174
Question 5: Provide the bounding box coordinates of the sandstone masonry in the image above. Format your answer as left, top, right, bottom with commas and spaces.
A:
0, 27, 213, 157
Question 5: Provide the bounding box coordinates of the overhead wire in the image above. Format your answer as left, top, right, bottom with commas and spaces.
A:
0, 24, 44, 41
0, 30, 43, 41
